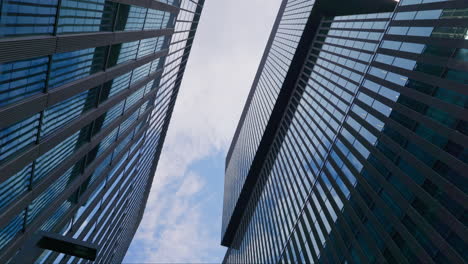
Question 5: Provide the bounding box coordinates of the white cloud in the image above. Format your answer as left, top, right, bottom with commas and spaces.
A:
123, 0, 282, 263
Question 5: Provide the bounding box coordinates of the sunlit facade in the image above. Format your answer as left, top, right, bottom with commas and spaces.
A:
0, 0, 204, 263
222, 0, 467, 263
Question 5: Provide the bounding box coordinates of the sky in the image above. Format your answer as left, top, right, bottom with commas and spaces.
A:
123, 0, 282, 263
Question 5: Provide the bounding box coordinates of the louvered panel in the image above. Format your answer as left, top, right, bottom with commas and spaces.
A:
0, 37, 56, 63
56, 33, 114, 54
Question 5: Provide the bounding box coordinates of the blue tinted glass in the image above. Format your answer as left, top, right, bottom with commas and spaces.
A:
33, 131, 81, 183
116, 5, 147, 31
124, 87, 145, 111
100, 72, 132, 103
49, 47, 106, 89
0, 0, 57, 37
27, 168, 73, 225
0, 57, 48, 107
57, 0, 115, 34
130, 62, 151, 84
41, 87, 98, 137
0, 210, 25, 251
0, 113, 40, 164
40, 200, 72, 232
0, 164, 32, 211
144, 9, 165, 30
101, 101, 124, 128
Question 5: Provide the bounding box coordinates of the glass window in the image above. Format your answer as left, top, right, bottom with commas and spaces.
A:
407, 27, 434, 37
0, 57, 49, 107
388, 26, 409, 35
400, 42, 425, 54
124, 87, 145, 111
100, 72, 131, 103
40, 199, 72, 232
0, 113, 40, 164
119, 109, 139, 134
115, 5, 147, 31
441, 8, 468, 19
33, 128, 87, 184
394, 11, 416, 20
393, 57, 416, 70
130, 62, 151, 84
99, 101, 124, 129
41, 87, 98, 137
57, 0, 116, 34
144, 9, 166, 30
27, 168, 74, 225
0, 210, 25, 251
415, 10, 442, 20
431, 26, 468, 39
381, 40, 401, 50
0, 0, 57, 38
0, 164, 32, 211
137, 37, 163, 58
49, 47, 106, 89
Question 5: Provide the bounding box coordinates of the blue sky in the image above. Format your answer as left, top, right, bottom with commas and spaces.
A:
123, 0, 282, 262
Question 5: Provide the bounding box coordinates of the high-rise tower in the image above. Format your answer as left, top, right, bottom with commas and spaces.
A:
222, 0, 467, 263
0, 0, 204, 263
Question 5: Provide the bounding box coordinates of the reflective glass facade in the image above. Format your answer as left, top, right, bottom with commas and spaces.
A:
222, 0, 467, 263
0, 0, 204, 263
223, 0, 315, 241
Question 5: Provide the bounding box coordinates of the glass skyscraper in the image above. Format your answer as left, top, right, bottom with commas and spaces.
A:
0, 0, 204, 263
222, 0, 467, 263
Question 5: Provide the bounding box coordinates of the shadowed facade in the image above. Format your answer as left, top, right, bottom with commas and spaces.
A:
0, 0, 204, 263
222, 0, 467, 263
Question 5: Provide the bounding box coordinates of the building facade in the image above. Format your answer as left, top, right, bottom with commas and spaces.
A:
222, 0, 467, 263
0, 0, 204, 263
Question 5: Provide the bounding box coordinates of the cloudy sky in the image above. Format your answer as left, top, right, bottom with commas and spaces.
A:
123, 0, 282, 263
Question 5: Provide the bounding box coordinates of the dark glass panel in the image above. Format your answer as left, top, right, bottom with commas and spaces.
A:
57, 0, 116, 34
0, 0, 57, 37
0, 56, 48, 107
49, 47, 107, 89
0, 113, 40, 164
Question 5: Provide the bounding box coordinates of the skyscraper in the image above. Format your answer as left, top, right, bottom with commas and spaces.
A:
0, 0, 204, 262
222, 0, 467, 263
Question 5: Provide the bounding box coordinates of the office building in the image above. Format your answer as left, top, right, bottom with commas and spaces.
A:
222, 0, 467, 263
0, 0, 204, 263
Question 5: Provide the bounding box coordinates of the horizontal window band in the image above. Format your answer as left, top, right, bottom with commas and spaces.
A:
110, 0, 179, 13
389, 18, 468, 28
382, 34, 468, 49
315, 33, 382, 44
0, 29, 173, 64
313, 40, 376, 55
69, 138, 145, 242
0, 72, 160, 183
370, 61, 467, 96
354, 99, 468, 177
376, 48, 468, 74
322, 18, 390, 23
42, 133, 144, 264
341, 120, 468, 243
308, 51, 369, 78
359, 84, 468, 145
347, 111, 465, 211
0, 49, 167, 129
363, 75, 468, 122
334, 131, 464, 263
320, 27, 386, 33
0, 119, 146, 263
330, 135, 435, 263
0, 104, 152, 235
396, 0, 467, 12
